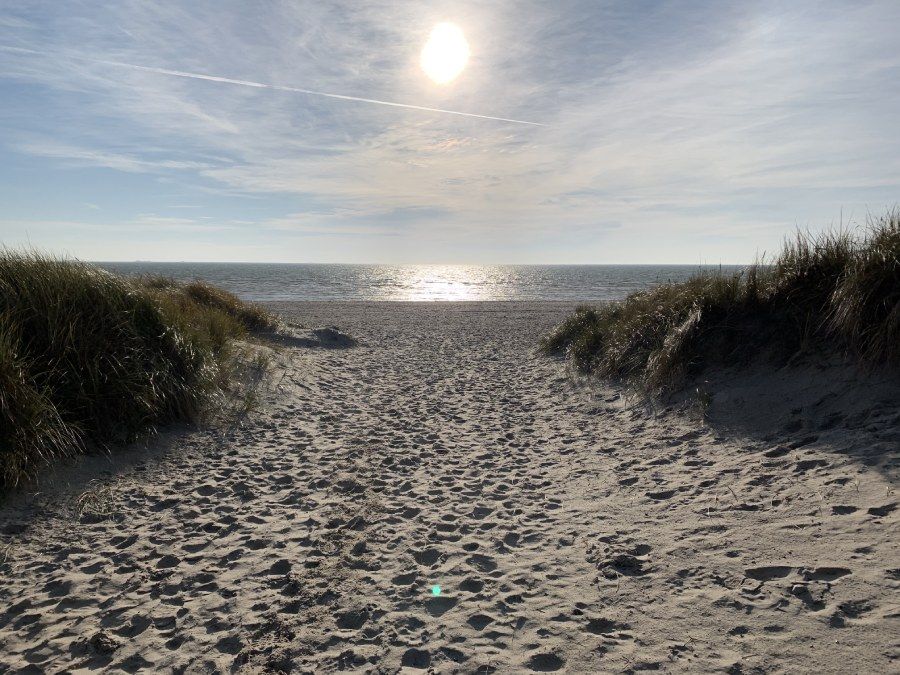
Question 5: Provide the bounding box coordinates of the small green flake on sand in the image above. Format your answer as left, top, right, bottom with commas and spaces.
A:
431, 585, 441, 596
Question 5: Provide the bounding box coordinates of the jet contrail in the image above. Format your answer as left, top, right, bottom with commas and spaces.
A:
1, 45, 544, 126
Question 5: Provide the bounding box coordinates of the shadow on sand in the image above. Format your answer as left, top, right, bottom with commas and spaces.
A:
678, 357, 900, 480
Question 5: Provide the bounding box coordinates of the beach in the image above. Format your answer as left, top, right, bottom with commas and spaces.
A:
0, 301, 897, 673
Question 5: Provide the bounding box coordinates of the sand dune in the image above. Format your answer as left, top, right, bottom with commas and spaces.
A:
0, 302, 897, 673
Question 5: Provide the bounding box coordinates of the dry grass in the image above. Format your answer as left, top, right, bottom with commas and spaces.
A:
70, 480, 119, 521
542, 210, 900, 393
0, 252, 278, 490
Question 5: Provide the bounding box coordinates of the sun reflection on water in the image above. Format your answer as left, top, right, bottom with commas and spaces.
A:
99, 262, 749, 302
390, 265, 498, 301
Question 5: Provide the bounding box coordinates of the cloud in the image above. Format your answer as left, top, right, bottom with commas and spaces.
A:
1, 0, 898, 262
92, 54, 544, 126
18, 139, 213, 173
1, 43, 542, 125
0, 215, 238, 233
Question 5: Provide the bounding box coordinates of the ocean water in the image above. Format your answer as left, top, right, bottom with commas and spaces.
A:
98, 263, 745, 302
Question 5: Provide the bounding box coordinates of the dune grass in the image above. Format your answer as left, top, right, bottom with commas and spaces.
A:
541, 210, 900, 393
0, 252, 277, 489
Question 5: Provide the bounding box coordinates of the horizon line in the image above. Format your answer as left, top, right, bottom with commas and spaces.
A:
90, 260, 753, 266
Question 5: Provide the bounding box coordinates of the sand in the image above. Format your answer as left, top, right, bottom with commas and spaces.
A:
0, 301, 898, 673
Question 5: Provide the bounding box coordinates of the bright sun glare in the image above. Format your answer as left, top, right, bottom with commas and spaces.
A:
420, 23, 470, 84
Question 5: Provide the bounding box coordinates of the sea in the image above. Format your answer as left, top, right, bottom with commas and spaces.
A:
97, 263, 744, 303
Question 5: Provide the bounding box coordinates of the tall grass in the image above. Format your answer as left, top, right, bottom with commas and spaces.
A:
0, 252, 277, 489
541, 211, 900, 393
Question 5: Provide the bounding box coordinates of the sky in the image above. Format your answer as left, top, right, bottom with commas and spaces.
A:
0, 0, 898, 264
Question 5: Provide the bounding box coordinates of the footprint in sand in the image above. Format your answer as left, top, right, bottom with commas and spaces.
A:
586, 617, 628, 635
831, 505, 858, 515
335, 608, 369, 630
391, 572, 417, 586
745, 566, 794, 581
466, 553, 498, 573
401, 648, 430, 669
155, 554, 180, 569
526, 652, 566, 672
425, 595, 457, 617
867, 503, 897, 517
413, 548, 441, 566
459, 577, 484, 593
802, 566, 851, 582
467, 613, 495, 630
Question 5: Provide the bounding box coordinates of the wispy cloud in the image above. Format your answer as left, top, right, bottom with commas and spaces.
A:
19, 139, 213, 173
1, 0, 898, 262
0, 44, 543, 126
0, 215, 238, 233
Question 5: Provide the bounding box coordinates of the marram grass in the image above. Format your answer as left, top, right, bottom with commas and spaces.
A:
0, 252, 277, 489
542, 210, 900, 393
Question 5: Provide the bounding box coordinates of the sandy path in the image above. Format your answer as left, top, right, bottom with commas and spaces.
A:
1, 302, 897, 673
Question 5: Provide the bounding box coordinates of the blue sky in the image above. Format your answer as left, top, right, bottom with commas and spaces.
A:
0, 0, 897, 263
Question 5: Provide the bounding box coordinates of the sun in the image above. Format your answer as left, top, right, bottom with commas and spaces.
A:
420, 23, 470, 85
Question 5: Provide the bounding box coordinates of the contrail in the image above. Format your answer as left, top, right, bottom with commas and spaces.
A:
1, 45, 544, 126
